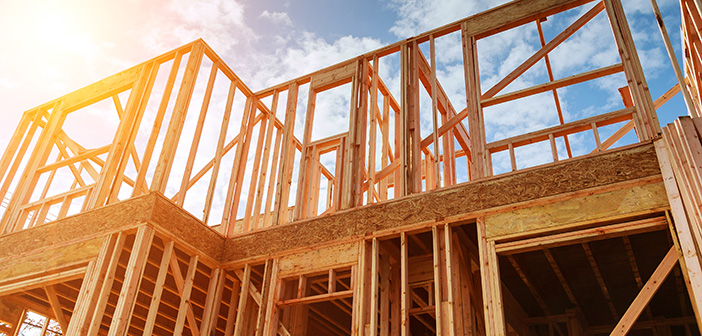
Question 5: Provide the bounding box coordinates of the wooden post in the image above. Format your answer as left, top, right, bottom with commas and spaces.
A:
461, 28, 489, 180
400, 233, 410, 336
433, 226, 445, 335
201, 268, 224, 335
261, 259, 281, 336
604, 0, 659, 139
233, 265, 252, 336
400, 43, 422, 195
294, 88, 317, 220
477, 217, 505, 335
107, 226, 154, 336
342, 58, 370, 209
368, 55, 380, 204
142, 240, 174, 335
272, 83, 299, 226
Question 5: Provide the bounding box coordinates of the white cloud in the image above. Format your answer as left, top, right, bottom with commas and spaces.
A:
260, 10, 293, 26
141, 0, 258, 55
0, 77, 18, 89
250, 33, 385, 88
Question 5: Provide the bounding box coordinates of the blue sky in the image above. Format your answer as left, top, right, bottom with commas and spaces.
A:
0, 0, 688, 158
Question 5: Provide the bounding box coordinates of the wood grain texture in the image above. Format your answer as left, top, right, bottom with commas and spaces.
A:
223, 143, 662, 262
148, 194, 225, 262
0, 193, 154, 259
0, 237, 103, 283
0, 193, 224, 267
484, 182, 668, 238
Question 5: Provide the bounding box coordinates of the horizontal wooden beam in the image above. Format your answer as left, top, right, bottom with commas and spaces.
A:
277, 289, 354, 307
495, 216, 668, 254
482, 63, 624, 107
487, 107, 634, 152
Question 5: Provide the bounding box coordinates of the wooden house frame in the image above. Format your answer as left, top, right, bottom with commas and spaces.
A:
0, 0, 701, 334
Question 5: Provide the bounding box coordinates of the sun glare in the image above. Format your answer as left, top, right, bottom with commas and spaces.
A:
26, 5, 96, 58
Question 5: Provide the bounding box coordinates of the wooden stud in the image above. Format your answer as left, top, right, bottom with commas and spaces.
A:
233, 264, 252, 336
224, 276, 241, 336
430, 36, 442, 189
175, 61, 219, 206
173, 254, 200, 336
243, 115, 269, 231
536, 19, 573, 158
87, 232, 127, 336
200, 267, 224, 335
273, 83, 299, 226
462, 29, 488, 179
130, 51, 184, 197
252, 92, 280, 229
400, 233, 410, 336
107, 226, 154, 336
203, 80, 237, 224
368, 56, 380, 204
150, 43, 205, 194
142, 240, 174, 336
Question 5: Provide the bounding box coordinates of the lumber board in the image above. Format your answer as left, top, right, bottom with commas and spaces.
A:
484, 182, 668, 238
278, 242, 358, 278
223, 143, 661, 262
0, 237, 103, 284
0, 194, 153, 259
0, 193, 223, 268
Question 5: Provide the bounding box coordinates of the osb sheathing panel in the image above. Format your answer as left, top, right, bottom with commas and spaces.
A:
0, 237, 103, 283
148, 195, 224, 261
278, 242, 359, 278
0, 194, 155, 259
0, 193, 224, 265
484, 182, 668, 238
223, 143, 662, 262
